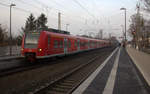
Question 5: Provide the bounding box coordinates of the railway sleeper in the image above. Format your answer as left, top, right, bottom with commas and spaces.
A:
46, 91, 65, 94
62, 80, 75, 83
55, 84, 73, 89
57, 82, 74, 87
50, 87, 69, 92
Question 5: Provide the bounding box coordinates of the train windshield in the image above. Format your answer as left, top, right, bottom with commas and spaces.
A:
24, 32, 40, 48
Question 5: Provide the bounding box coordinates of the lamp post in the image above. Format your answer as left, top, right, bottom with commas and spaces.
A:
120, 7, 127, 42
121, 25, 125, 40
10, 3, 16, 55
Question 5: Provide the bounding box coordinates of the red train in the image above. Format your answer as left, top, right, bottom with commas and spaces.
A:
21, 29, 110, 61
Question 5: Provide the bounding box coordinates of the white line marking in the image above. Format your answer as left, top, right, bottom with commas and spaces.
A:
102, 47, 121, 94
72, 47, 119, 94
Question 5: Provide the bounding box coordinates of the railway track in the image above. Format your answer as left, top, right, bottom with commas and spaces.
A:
31, 52, 109, 94
0, 47, 115, 94
0, 58, 58, 77
0, 47, 112, 77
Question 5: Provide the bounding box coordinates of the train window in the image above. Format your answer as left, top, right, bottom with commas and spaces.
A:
68, 40, 71, 48
86, 42, 88, 47
80, 41, 83, 47
74, 41, 77, 47
48, 36, 50, 47
84, 42, 86, 47
80, 41, 86, 47
24, 32, 40, 48
77, 40, 80, 47
90, 41, 92, 47
99, 42, 101, 46
84, 42, 87, 47
60, 40, 63, 48
54, 40, 58, 48
95, 42, 97, 46
94, 42, 97, 46
91, 41, 94, 47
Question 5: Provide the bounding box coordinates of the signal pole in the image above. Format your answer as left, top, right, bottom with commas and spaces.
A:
66, 24, 69, 31
58, 12, 61, 31
120, 7, 127, 42
99, 29, 103, 39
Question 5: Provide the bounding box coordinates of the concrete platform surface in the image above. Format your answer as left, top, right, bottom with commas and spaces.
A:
72, 47, 150, 94
126, 45, 150, 86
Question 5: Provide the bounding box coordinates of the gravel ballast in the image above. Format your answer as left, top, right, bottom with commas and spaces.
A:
0, 47, 114, 94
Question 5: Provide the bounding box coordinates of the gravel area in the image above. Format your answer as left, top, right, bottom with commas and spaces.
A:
0, 47, 114, 94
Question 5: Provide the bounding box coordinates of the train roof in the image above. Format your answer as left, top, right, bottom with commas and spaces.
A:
41, 30, 109, 42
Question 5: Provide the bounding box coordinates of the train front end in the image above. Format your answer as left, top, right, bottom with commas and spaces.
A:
21, 31, 42, 61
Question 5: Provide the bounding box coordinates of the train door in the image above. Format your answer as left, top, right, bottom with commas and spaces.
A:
47, 36, 51, 55
64, 38, 68, 54
77, 39, 80, 51
88, 40, 90, 49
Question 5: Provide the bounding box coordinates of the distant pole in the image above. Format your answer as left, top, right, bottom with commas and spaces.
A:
58, 12, 61, 31
136, 3, 141, 50
109, 33, 111, 39
120, 7, 127, 47
100, 29, 103, 39
120, 7, 127, 41
66, 24, 69, 31
125, 9, 127, 41
10, 3, 16, 56
121, 25, 125, 40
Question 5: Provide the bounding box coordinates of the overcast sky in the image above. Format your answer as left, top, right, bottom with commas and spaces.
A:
0, 0, 139, 40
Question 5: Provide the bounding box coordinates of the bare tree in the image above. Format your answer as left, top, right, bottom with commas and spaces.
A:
142, 0, 150, 12
128, 13, 145, 49
0, 25, 8, 45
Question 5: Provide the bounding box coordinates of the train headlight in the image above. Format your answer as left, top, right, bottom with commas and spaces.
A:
39, 48, 42, 52
21, 48, 24, 51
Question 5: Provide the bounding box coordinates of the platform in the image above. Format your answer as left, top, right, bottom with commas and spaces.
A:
127, 45, 150, 86
72, 47, 150, 94
0, 55, 21, 61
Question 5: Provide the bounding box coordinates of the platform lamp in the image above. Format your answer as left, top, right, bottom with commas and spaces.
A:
120, 7, 127, 43
10, 3, 16, 55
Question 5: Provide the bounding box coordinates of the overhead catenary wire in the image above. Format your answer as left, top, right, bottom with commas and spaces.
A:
14, 0, 92, 26
33, 0, 88, 25
121, 0, 139, 5
46, 0, 85, 19
0, 0, 133, 38
34, 0, 61, 12
47, 0, 67, 10
14, 0, 43, 11
72, 0, 96, 19
0, 2, 31, 14
33, 0, 89, 21
71, 0, 103, 31
20, 0, 87, 30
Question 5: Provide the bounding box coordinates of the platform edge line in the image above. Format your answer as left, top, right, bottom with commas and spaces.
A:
72, 47, 119, 94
